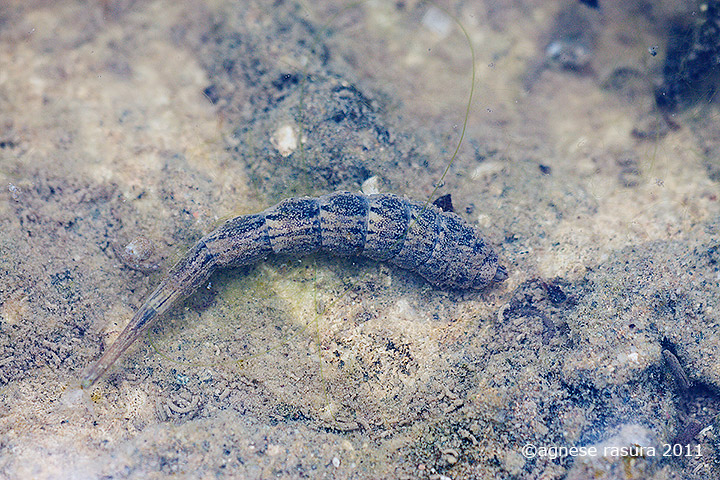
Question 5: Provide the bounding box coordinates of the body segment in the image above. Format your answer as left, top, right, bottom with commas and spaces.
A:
81, 192, 506, 388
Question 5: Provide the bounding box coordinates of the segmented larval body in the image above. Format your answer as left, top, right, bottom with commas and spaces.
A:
81, 192, 506, 388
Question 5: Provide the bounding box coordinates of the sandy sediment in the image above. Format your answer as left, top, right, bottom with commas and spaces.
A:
1, 1, 718, 479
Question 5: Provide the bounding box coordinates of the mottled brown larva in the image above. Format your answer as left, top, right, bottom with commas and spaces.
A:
81, 192, 506, 388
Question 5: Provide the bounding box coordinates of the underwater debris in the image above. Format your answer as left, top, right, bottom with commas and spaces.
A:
432, 193, 453, 213
662, 348, 691, 391
655, 1, 720, 111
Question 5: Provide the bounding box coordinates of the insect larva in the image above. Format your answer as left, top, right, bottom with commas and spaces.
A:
81, 192, 506, 388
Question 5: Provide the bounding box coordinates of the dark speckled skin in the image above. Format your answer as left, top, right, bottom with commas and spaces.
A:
81, 192, 506, 388
257, 192, 505, 289
209, 192, 505, 289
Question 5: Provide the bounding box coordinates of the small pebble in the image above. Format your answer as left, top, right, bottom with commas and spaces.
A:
361, 175, 380, 195
271, 124, 298, 157
114, 235, 159, 272
8, 183, 21, 201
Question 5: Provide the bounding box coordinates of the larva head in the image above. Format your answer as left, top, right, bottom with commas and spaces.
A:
479, 264, 508, 289
457, 219, 506, 290
468, 255, 507, 290
420, 212, 507, 291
